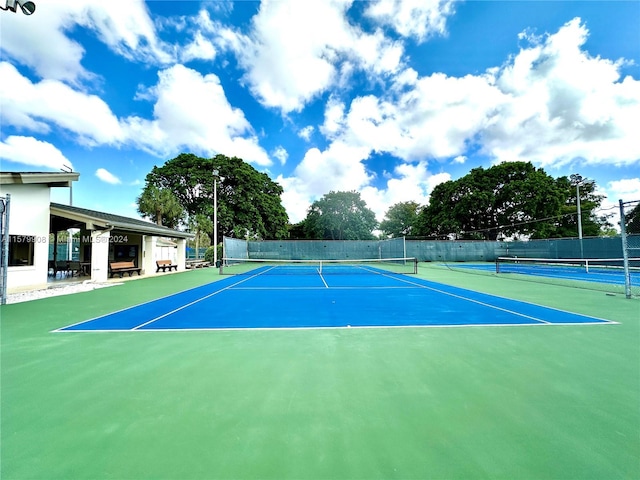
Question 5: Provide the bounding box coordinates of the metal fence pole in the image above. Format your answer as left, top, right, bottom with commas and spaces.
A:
619, 199, 631, 299
1, 194, 11, 305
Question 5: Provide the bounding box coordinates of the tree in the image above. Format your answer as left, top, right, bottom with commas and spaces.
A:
625, 203, 640, 235
143, 153, 289, 243
548, 176, 613, 238
415, 162, 566, 240
136, 185, 185, 228
188, 214, 212, 258
380, 201, 420, 238
303, 191, 378, 240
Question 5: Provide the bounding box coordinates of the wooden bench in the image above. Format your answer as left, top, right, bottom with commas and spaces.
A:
156, 259, 178, 272
186, 260, 210, 269
109, 261, 142, 278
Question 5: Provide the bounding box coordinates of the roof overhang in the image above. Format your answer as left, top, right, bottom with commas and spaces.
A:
0, 171, 80, 187
50, 204, 110, 231
50, 203, 194, 239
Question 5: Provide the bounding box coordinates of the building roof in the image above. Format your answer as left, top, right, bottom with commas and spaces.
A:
0, 171, 79, 187
50, 203, 194, 239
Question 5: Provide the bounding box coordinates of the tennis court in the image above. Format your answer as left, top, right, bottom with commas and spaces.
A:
451, 257, 640, 287
56, 260, 614, 332
2, 264, 638, 480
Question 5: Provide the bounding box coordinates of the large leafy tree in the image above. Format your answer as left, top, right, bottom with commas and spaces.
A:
624, 203, 640, 235
380, 201, 420, 238
136, 184, 185, 228
548, 176, 612, 238
303, 191, 378, 240
415, 162, 566, 240
143, 153, 289, 243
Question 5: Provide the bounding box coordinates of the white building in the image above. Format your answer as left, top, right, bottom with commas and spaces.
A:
1, 171, 193, 294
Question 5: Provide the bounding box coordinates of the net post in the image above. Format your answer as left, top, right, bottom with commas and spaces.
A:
619, 199, 632, 299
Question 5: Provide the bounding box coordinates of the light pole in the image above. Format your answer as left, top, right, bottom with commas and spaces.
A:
61, 165, 73, 262
212, 169, 218, 267
570, 174, 584, 258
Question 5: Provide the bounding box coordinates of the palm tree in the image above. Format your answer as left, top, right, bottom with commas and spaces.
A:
137, 185, 185, 228
188, 214, 212, 259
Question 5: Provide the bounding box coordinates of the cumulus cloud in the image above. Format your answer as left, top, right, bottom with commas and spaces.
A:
0, 136, 72, 171
0, 62, 124, 145
181, 31, 217, 62
317, 72, 503, 161
364, 0, 457, 42
279, 17, 639, 223
607, 178, 640, 203
95, 168, 121, 185
125, 64, 271, 165
361, 163, 451, 221
272, 146, 288, 165
483, 18, 640, 167
298, 126, 315, 141
0, 0, 170, 84
1, 61, 270, 166
218, 0, 407, 113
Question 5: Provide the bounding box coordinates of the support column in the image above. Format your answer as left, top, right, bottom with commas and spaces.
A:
90, 230, 110, 282
143, 235, 155, 275
176, 238, 186, 270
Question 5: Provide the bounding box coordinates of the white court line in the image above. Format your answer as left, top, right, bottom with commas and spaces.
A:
64, 321, 616, 333
231, 285, 419, 290
51, 278, 239, 332
130, 271, 269, 330
318, 270, 329, 288
378, 272, 616, 325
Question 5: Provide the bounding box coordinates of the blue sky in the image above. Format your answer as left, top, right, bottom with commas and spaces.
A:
1, 0, 639, 227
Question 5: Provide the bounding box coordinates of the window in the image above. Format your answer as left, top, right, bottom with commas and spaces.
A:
9, 235, 35, 266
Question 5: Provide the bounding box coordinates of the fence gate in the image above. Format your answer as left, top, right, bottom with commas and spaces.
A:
619, 199, 640, 299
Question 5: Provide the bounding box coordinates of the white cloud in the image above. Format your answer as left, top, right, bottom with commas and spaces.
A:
361, 163, 450, 221
0, 136, 72, 171
181, 31, 217, 62
95, 168, 121, 185
0, 0, 170, 84
272, 146, 288, 165
1, 61, 270, 166
318, 73, 503, 161
298, 126, 315, 141
607, 178, 640, 203
125, 64, 271, 165
219, 0, 408, 113
277, 141, 373, 223
484, 18, 640, 167
0, 62, 124, 145
277, 17, 639, 228
364, 0, 457, 42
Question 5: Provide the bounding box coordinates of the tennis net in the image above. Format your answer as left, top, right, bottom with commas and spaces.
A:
496, 256, 640, 274
220, 257, 418, 275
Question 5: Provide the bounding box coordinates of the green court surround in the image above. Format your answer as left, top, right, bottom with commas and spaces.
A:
1, 265, 638, 479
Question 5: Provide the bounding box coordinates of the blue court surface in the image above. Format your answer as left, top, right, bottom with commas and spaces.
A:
55, 267, 615, 332
453, 262, 638, 285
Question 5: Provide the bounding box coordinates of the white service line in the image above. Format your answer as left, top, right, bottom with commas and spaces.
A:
130, 271, 269, 330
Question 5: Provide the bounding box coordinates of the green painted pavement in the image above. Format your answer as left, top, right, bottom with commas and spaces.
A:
1, 266, 638, 479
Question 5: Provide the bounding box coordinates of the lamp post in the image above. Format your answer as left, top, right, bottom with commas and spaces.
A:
570, 174, 584, 258
212, 169, 218, 267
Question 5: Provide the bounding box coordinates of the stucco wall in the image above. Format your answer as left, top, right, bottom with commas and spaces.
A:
0, 184, 51, 292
